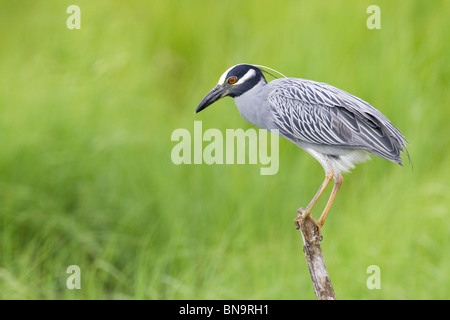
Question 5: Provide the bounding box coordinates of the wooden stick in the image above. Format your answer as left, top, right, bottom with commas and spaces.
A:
298, 216, 336, 300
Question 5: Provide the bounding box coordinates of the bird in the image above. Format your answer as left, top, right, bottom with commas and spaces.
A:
195, 63, 408, 241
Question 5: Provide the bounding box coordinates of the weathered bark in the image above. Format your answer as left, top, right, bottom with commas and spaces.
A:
298, 216, 336, 300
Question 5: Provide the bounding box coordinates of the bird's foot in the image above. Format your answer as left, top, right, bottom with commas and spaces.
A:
295, 207, 322, 243
294, 207, 304, 230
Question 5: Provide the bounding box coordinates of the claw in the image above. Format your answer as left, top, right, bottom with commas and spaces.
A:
294, 207, 322, 243
294, 207, 305, 229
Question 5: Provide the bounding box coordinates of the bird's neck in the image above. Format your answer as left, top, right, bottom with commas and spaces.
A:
234, 79, 272, 130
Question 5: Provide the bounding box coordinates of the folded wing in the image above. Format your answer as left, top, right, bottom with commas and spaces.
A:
268, 78, 408, 164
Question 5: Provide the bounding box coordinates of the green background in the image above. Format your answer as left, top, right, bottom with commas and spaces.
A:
0, 0, 448, 299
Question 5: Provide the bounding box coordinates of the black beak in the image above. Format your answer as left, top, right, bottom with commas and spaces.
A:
195, 85, 228, 113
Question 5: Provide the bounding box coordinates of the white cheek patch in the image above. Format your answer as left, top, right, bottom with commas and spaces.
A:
217, 65, 257, 85
236, 69, 256, 85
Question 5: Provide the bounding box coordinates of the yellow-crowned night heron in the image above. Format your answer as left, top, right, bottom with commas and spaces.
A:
195, 64, 408, 240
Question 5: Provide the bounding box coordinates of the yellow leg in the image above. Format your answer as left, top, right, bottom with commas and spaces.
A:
298, 170, 334, 219
294, 170, 334, 241
318, 173, 343, 227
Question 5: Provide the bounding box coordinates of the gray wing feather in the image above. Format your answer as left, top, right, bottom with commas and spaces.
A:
268, 78, 408, 163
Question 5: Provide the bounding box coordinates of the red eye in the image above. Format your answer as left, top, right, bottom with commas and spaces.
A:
228, 76, 237, 84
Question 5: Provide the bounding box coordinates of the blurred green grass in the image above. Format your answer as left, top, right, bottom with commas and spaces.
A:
0, 0, 449, 299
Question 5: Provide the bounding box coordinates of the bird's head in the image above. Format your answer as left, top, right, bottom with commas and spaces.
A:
195, 64, 266, 113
